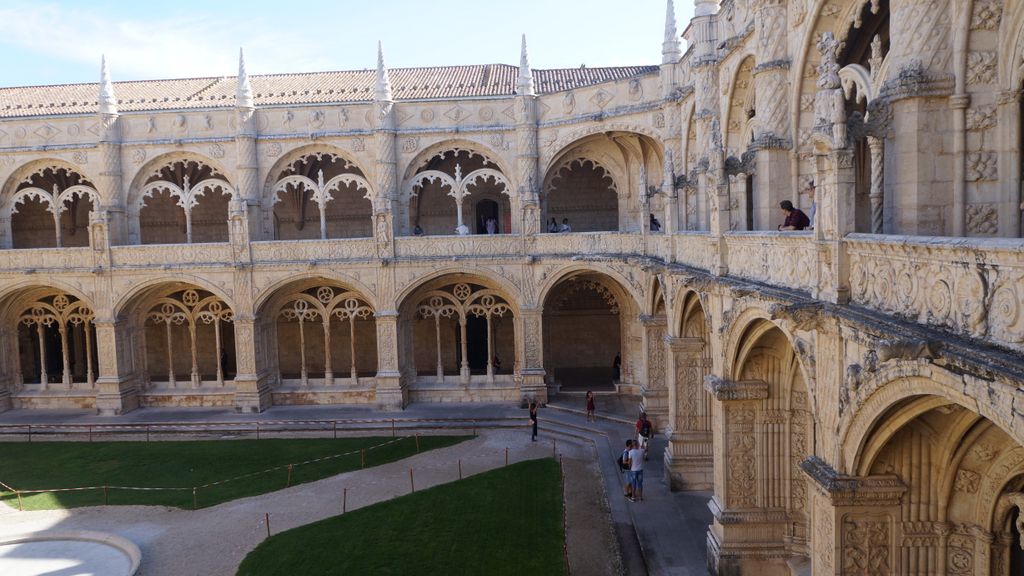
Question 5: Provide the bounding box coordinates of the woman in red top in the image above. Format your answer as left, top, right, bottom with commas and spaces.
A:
585, 391, 596, 422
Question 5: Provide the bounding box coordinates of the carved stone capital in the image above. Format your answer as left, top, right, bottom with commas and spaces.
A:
704, 375, 768, 401
799, 456, 907, 506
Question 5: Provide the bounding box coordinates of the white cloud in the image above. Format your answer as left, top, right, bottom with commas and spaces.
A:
0, 2, 336, 81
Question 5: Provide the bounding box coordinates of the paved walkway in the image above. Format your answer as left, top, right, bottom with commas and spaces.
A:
0, 398, 714, 575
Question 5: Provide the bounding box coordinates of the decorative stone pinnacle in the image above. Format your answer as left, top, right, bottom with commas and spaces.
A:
694, 0, 719, 18
98, 55, 118, 116
663, 0, 681, 64
518, 34, 535, 96
236, 47, 254, 109
376, 41, 393, 102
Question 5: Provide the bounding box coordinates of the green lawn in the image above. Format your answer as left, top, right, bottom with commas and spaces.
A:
0, 435, 469, 510
237, 458, 565, 576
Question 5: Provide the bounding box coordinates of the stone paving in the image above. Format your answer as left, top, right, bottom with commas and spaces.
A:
0, 397, 713, 576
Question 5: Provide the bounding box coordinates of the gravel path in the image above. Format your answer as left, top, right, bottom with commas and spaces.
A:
0, 429, 612, 576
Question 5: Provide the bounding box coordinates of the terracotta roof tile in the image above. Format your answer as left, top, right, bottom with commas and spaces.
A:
0, 64, 658, 118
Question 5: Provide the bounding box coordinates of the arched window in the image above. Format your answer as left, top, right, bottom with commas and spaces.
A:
139, 159, 234, 244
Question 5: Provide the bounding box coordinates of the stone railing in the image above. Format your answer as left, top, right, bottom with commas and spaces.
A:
723, 232, 816, 293
111, 243, 234, 268
251, 238, 376, 264
0, 247, 92, 271
845, 234, 1024, 353
674, 232, 712, 270
394, 235, 523, 259
532, 231, 645, 256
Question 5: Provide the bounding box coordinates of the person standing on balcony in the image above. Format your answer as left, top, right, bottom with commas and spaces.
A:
649, 213, 662, 232
547, 217, 558, 233
456, 223, 470, 235
485, 217, 497, 235
559, 218, 572, 233
777, 200, 810, 231
806, 181, 817, 230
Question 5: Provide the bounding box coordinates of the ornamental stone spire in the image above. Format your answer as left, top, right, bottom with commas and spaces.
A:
517, 34, 535, 96
98, 55, 118, 116
662, 0, 681, 64
694, 0, 720, 17
375, 41, 393, 102
236, 47, 254, 110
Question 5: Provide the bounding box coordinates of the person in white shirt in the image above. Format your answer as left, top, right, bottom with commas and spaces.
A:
626, 443, 645, 502
485, 217, 497, 235
455, 223, 469, 236
558, 218, 572, 233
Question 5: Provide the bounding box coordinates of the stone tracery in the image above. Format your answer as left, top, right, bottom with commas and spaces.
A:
276, 286, 374, 387
143, 288, 234, 389
271, 152, 373, 240
138, 159, 235, 244
16, 292, 95, 390
7, 166, 98, 249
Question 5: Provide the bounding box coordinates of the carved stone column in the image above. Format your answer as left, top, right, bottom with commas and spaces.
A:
94, 319, 139, 415
705, 376, 769, 575
374, 47, 400, 241
664, 336, 712, 489
514, 100, 539, 236
88, 209, 112, 270
374, 310, 405, 409
0, 325, 13, 412
813, 148, 856, 303
233, 314, 271, 413
639, 314, 668, 427
518, 308, 546, 402
750, 1, 791, 230
867, 136, 884, 233
800, 457, 907, 576
97, 117, 126, 246
234, 115, 260, 245
997, 89, 1022, 237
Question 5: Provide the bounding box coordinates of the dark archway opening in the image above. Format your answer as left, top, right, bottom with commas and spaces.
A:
462, 315, 489, 372
475, 199, 500, 234
1012, 507, 1023, 576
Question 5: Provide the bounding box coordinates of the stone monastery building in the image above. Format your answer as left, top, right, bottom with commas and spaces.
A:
2, 0, 1024, 573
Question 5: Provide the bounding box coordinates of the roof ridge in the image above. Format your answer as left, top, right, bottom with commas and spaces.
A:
0, 63, 658, 92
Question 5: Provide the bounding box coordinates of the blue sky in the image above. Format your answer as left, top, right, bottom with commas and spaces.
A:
0, 0, 694, 87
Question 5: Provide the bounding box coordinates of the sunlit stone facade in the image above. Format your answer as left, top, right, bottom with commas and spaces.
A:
1, 0, 1024, 572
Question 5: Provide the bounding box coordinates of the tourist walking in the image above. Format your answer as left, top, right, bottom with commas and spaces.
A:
635, 412, 652, 460
585, 391, 596, 422
627, 439, 645, 501
529, 400, 538, 441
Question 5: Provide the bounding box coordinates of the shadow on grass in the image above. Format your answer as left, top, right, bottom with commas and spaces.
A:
0, 436, 470, 510
237, 458, 565, 576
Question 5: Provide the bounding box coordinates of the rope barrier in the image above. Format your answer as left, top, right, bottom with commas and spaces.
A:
0, 436, 412, 499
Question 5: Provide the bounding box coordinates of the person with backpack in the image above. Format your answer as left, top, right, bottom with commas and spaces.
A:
627, 438, 646, 502
620, 439, 634, 499
636, 412, 653, 460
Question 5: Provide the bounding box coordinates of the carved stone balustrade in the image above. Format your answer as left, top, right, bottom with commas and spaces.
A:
251, 239, 376, 264
722, 232, 817, 293
846, 233, 1024, 353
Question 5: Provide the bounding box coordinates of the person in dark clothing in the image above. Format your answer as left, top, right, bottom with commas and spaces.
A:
529, 400, 538, 441
778, 200, 810, 231
613, 354, 622, 383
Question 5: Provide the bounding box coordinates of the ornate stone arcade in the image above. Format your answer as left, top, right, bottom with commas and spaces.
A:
1, 1, 1024, 573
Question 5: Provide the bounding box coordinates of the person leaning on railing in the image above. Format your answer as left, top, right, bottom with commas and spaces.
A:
778, 200, 810, 231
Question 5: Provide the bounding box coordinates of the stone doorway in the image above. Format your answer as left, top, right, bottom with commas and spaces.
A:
475, 199, 499, 234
